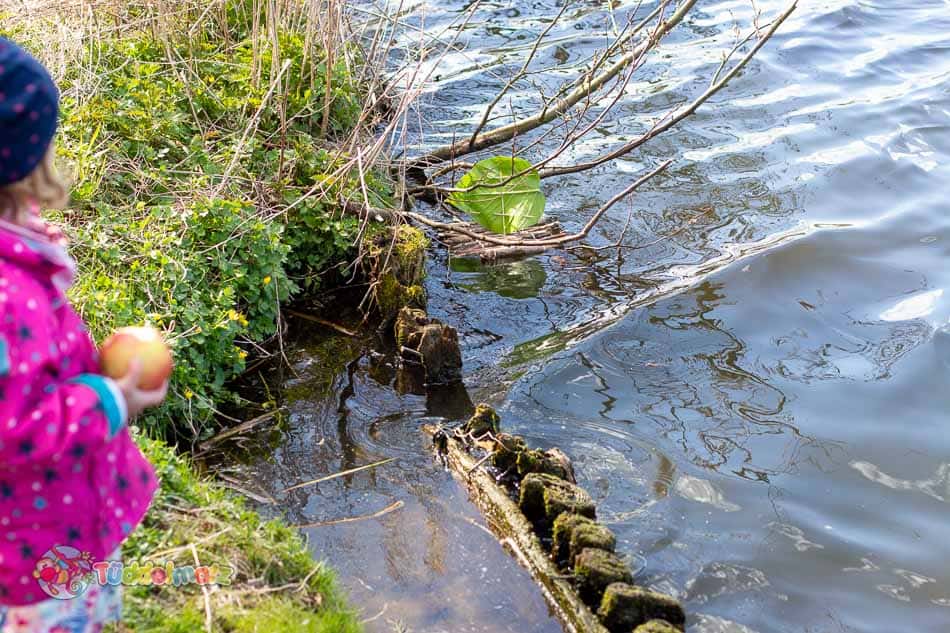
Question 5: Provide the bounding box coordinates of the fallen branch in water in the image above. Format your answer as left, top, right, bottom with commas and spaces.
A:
539, 1, 798, 180
296, 500, 405, 528
283, 457, 396, 493
286, 309, 359, 337
344, 160, 671, 252
197, 409, 285, 452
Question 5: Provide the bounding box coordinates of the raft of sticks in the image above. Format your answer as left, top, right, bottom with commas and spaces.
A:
437, 220, 567, 261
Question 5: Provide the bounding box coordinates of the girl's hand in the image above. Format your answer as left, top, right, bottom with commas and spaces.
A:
114, 360, 169, 419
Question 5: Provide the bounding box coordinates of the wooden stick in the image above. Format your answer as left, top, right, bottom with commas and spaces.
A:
283, 457, 396, 493
198, 409, 285, 452
540, 1, 798, 179
295, 500, 405, 528
286, 309, 359, 337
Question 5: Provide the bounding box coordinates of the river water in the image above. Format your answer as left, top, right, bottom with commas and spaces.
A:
216, 1, 950, 631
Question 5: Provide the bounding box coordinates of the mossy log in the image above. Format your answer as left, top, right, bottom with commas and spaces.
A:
597, 583, 685, 632
552, 514, 616, 568
367, 224, 429, 320
520, 472, 596, 529
574, 548, 633, 605
424, 424, 610, 633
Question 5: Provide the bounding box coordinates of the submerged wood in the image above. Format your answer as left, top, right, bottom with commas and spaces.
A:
423, 424, 609, 633
438, 220, 567, 261
197, 408, 286, 452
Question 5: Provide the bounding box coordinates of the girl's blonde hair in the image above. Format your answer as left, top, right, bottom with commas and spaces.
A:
0, 144, 68, 224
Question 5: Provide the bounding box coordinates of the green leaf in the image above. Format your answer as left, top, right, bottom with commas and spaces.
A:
447, 156, 545, 235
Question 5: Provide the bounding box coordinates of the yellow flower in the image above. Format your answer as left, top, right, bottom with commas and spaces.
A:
263, 275, 272, 285
184, 388, 194, 400
238, 350, 248, 359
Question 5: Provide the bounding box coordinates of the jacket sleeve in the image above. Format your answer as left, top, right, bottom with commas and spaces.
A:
0, 289, 128, 467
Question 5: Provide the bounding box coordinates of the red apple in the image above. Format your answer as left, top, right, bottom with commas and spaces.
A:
99, 326, 173, 390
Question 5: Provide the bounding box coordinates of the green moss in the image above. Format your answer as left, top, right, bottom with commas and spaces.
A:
551, 513, 614, 568
393, 224, 429, 280
573, 548, 633, 606
464, 403, 501, 436
572, 522, 616, 558
368, 225, 429, 319
516, 448, 572, 480
633, 620, 684, 633
491, 433, 527, 471
376, 273, 426, 319
597, 583, 685, 633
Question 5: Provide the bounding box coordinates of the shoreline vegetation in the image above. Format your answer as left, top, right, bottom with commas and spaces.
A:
5, 0, 400, 629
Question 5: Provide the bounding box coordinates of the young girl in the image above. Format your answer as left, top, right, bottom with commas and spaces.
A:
0, 38, 167, 632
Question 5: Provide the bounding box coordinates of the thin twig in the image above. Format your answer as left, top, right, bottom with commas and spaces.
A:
296, 500, 405, 528
283, 457, 396, 493
198, 409, 285, 451
540, 1, 798, 179
286, 309, 359, 337
409, 0, 698, 167
190, 543, 213, 633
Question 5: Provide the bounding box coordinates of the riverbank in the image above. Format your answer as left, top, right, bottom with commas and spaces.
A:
5, 1, 390, 629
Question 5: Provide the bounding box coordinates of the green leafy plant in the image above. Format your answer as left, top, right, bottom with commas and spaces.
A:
7, 1, 394, 439
447, 156, 546, 234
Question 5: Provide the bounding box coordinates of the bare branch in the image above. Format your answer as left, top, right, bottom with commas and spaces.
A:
466, 0, 575, 151
539, 1, 797, 180
408, 0, 698, 168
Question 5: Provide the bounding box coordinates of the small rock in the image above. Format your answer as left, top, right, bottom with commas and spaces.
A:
574, 548, 633, 605
519, 473, 595, 526
597, 583, 685, 632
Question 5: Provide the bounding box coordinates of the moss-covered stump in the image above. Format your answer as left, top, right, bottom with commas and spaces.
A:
517, 447, 576, 482
574, 548, 634, 605
464, 403, 501, 437
395, 307, 429, 348
491, 432, 528, 471
393, 306, 463, 384
552, 513, 616, 568
633, 620, 684, 633
369, 224, 428, 321
520, 473, 596, 527
597, 583, 686, 632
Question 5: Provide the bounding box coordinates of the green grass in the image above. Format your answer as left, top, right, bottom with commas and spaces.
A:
110, 435, 361, 633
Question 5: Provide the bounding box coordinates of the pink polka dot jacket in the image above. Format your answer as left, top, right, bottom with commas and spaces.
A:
0, 220, 157, 606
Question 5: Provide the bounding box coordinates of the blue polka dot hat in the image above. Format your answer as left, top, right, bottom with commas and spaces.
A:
0, 37, 59, 186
